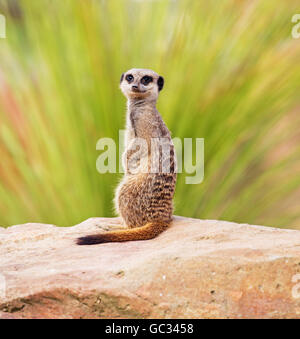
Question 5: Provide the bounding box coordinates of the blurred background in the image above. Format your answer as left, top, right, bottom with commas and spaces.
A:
0, 0, 299, 229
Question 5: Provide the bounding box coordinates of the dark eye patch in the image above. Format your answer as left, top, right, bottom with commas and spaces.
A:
157, 76, 164, 91
141, 75, 153, 86
125, 74, 134, 83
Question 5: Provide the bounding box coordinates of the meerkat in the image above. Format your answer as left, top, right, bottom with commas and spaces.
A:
77, 68, 176, 245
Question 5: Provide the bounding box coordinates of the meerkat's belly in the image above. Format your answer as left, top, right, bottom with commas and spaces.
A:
116, 173, 176, 228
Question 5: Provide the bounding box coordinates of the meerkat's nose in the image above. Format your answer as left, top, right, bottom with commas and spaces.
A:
132, 85, 138, 90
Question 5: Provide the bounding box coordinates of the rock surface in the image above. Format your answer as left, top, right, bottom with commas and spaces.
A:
0, 216, 300, 319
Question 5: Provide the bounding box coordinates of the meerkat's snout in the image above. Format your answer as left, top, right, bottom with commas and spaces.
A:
131, 84, 141, 92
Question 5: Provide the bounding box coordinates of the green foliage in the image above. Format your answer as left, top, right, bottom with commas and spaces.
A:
0, 0, 299, 228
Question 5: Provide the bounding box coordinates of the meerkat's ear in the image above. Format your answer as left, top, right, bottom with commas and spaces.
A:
157, 76, 164, 91
120, 73, 124, 83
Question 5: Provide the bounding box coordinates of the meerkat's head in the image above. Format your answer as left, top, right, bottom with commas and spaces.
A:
120, 68, 164, 101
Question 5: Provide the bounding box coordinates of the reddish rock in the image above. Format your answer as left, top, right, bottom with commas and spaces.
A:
0, 216, 300, 319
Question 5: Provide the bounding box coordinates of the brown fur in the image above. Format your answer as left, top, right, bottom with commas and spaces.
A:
77, 221, 169, 244
77, 69, 176, 245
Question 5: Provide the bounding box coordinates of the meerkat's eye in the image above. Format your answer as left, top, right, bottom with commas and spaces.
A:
125, 74, 134, 83
141, 75, 153, 86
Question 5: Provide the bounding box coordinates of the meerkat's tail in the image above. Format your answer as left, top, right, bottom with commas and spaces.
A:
76, 221, 169, 245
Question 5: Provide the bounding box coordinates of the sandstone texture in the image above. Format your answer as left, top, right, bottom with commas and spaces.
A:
1, 216, 300, 319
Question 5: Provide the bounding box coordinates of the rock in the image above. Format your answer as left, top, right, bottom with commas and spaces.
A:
0, 216, 300, 319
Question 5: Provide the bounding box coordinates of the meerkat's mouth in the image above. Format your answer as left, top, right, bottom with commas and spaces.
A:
131, 88, 146, 93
